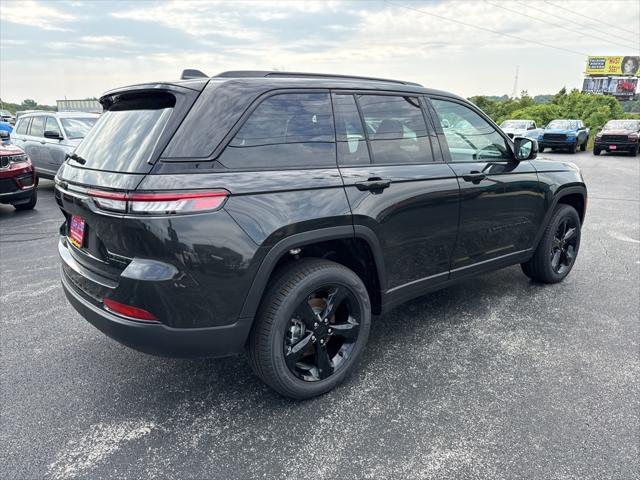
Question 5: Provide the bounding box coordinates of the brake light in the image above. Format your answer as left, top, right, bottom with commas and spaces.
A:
87, 190, 228, 214
103, 298, 159, 322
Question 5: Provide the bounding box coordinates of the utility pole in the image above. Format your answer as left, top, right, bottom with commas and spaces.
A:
511, 65, 519, 99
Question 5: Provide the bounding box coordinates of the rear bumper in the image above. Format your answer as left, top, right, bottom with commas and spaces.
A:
62, 272, 252, 358
59, 237, 253, 358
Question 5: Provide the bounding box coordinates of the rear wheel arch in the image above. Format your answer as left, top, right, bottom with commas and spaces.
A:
239, 226, 385, 325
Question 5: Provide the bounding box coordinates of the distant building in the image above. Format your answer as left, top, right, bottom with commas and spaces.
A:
56, 99, 102, 113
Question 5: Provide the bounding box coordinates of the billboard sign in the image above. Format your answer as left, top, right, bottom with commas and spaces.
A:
585, 56, 640, 77
582, 77, 637, 99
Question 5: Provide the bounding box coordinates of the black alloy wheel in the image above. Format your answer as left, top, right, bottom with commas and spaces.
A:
248, 258, 371, 399
521, 204, 581, 284
285, 285, 361, 382
550, 217, 578, 275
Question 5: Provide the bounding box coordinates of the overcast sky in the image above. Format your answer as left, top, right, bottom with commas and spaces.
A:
1, 0, 638, 105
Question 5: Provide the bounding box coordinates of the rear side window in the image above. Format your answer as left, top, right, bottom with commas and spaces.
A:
30, 116, 45, 137
333, 94, 370, 166
73, 92, 175, 173
218, 93, 336, 169
358, 95, 434, 164
14, 118, 29, 135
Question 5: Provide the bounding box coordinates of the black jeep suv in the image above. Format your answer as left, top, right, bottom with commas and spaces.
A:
56, 71, 587, 399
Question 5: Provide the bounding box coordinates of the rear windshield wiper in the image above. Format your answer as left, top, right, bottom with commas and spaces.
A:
65, 152, 86, 165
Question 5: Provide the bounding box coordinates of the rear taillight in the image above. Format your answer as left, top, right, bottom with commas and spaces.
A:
87, 190, 228, 215
103, 298, 159, 322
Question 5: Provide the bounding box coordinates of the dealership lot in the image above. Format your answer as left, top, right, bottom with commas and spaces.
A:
1, 151, 638, 479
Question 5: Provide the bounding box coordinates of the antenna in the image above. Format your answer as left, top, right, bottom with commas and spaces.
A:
511, 65, 520, 98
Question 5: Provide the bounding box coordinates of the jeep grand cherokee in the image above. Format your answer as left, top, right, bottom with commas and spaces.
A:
56, 70, 587, 399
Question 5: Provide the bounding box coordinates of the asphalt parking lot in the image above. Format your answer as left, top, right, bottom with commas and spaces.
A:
1, 150, 638, 480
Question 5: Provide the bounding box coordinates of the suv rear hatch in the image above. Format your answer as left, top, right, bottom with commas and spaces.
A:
55, 82, 207, 286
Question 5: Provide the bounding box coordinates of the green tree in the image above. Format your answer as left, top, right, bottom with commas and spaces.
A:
21, 99, 37, 108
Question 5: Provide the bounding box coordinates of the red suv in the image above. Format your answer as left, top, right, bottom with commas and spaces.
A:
0, 144, 38, 210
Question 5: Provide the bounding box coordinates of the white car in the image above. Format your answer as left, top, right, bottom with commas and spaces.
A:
500, 119, 541, 140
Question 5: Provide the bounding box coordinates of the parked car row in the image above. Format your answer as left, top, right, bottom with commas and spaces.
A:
499, 118, 640, 157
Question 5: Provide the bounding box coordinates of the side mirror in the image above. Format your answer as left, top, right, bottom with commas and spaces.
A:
596, 127, 603, 132
44, 130, 63, 140
513, 137, 537, 161
541, 124, 546, 129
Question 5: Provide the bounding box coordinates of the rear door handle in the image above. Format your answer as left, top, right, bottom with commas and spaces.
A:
355, 177, 391, 192
462, 171, 486, 183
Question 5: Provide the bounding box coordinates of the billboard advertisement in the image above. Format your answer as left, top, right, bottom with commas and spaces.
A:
585, 56, 640, 77
582, 77, 637, 99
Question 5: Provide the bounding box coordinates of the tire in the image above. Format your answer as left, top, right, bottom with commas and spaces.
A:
580, 140, 586, 151
248, 258, 371, 399
521, 204, 581, 284
538, 145, 545, 153
13, 190, 37, 211
568, 142, 577, 153
629, 146, 638, 157
593, 148, 601, 156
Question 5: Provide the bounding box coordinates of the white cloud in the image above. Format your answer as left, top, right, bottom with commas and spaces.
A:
111, 1, 264, 40
80, 36, 133, 46
0, 0, 76, 31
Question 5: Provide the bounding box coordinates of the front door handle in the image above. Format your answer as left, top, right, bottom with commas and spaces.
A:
462, 171, 486, 183
355, 177, 391, 192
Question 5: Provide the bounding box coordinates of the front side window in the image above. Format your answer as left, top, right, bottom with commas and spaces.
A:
45, 117, 61, 136
358, 95, 433, 164
61, 117, 97, 139
430, 99, 509, 162
219, 93, 335, 169
29, 116, 45, 138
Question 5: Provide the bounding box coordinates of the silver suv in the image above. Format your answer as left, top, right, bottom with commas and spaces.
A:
11, 112, 99, 179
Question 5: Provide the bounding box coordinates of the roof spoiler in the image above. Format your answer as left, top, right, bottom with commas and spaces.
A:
180, 69, 209, 80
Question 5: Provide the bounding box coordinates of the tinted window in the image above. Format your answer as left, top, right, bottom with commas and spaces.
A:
45, 117, 61, 136
15, 118, 29, 135
61, 117, 97, 139
358, 95, 433, 164
30, 116, 45, 137
431, 99, 509, 162
333, 94, 370, 166
73, 93, 174, 173
219, 93, 335, 169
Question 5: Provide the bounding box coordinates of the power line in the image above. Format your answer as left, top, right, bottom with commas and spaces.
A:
545, 0, 640, 37
487, 1, 638, 50
383, 0, 587, 56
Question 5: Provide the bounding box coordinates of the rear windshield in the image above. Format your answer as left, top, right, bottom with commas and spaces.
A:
73, 93, 174, 173
61, 117, 98, 139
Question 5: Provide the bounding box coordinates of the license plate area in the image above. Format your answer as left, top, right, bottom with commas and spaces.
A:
69, 215, 86, 248
610, 145, 617, 150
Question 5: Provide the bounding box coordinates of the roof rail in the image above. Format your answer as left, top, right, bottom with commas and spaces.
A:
214, 70, 422, 86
